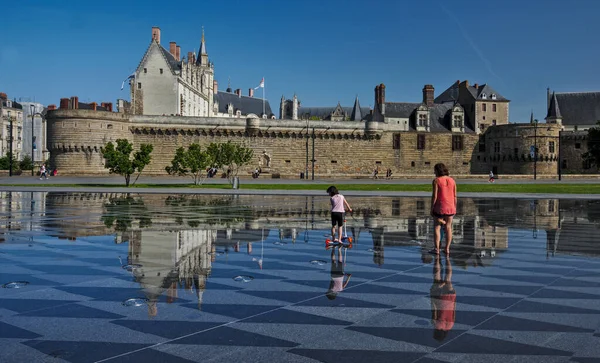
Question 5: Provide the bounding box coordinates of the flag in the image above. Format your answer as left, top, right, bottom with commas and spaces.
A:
121, 73, 136, 90
254, 78, 264, 90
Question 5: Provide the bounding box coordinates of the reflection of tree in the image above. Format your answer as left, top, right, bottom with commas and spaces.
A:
165, 195, 252, 227
101, 195, 152, 232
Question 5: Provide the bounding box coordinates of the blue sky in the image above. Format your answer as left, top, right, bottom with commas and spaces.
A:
1, 0, 599, 122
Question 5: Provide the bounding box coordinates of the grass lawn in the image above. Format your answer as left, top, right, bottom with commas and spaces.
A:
0, 182, 599, 194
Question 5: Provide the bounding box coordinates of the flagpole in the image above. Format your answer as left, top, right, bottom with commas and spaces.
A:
262, 77, 265, 117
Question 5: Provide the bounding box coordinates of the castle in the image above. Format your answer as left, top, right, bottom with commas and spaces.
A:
43, 27, 598, 178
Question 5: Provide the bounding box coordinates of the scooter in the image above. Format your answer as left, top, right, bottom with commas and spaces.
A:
325, 219, 353, 249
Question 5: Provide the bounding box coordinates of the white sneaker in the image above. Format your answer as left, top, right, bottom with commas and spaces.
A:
39, 178, 42, 180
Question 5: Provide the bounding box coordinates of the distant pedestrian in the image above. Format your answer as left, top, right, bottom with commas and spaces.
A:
373, 167, 379, 179
430, 163, 456, 255
39, 164, 47, 180
488, 171, 495, 183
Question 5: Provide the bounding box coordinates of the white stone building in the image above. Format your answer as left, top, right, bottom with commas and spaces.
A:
0, 93, 23, 160
131, 27, 214, 116
20, 102, 47, 165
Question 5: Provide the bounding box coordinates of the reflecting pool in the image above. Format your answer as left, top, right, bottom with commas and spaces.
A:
1, 192, 600, 362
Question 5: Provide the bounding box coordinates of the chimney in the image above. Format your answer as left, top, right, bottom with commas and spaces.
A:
422, 84, 435, 107
60, 98, 69, 109
213, 80, 218, 94
91, 102, 97, 111
235, 88, 241, 97
151, 27, 161, 44
169, 42, 177, 58
70, 96, 79, 109
176, 46, 181, 61
48, 104, 57, 111
379, 83, 386, 104
0, 92, 7, 100
374, 85, 380, 106
248, 88, 254, 97
456, 80, 460, 86
473, 83, 479, 89
101, 102, 107, 109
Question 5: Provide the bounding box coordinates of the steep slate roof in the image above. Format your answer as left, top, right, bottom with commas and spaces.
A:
350, 96, 362, 121
384, 102, 473, 132
157, 44, 182, 72
214, 91, 273, 117
546, 92, 562, 119
435, 82, 508, 103
553, 92, 600, 126
1, 99, 23, 109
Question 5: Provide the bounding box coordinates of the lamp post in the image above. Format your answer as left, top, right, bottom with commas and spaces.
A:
311, 127, 315, 180
30, 104, 35, 176
558, 129, 562, 181
8, 110, 13, 177
305, 119, 309, 180
534, 119, 538, 180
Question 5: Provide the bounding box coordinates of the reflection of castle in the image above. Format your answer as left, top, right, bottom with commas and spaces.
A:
118, 229, 215, 316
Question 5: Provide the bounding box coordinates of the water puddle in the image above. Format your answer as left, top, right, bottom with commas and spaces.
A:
122, 264, 142, 272
2, 281, 29, 289
233, 275, 254, 283
208, 251, 225, 256
122, 298, 149, 307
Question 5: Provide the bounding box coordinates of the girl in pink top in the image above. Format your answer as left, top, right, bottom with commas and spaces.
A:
430, 163, 457, 255
327, 186, 352, 242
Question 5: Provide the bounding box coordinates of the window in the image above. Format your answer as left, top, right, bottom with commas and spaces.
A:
392, 200, 400, 216
482, 103, 487, 112
492, 119, 497, 125
418, 113, 427, 127
375, 161, 382, 164
482, 93, 487, 99
393, 133, 400, 149
331, 160, 337, 164
562, 159, 567, 169
479, 135, 486, 152
452, 135, 464, 151
160, 68, 163, 74
137, 82, 141, 89
548, 200, 555, 213
575, 143, 581, 149
492, 104, 497, 112
143, 68, 147, 73
491, 94, 497, 100
453, 115, 463, 128
514, 148, 518, 157
583, 159, 592, 169
416, 200, 425, 210
411, 161, 415, 167
549, 141, 555, 153
494, 141, 500, 153
479, 124, 486, 132
417, 134, 426, 150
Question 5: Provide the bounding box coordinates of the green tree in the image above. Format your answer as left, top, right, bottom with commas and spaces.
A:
206, 141, 254, 185
19, 155, 33, 170
101, 139, 153, 187
583, 121, 600, 169
0, 154, 19, 172
165, 143, 211, 185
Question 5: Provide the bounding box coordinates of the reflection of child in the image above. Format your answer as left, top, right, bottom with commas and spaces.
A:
327, 186, 352, 242
430, 255, 456, 342
326, 247, 351, 300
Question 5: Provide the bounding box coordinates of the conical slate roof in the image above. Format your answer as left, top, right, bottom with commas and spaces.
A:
547, 92, 562, 119
350, 96, 362, 121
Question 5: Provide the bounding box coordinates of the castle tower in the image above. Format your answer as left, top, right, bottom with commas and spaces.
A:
292, 94, 298, 120
197, 27, 208, 67
280, 95, 286, 119
545, 92, 563, 125
350, 95, 362, 121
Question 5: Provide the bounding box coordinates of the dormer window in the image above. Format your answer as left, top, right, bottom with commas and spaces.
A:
481, 93, 487, 99
227, 103, 233, 116
491, 94, 497, 100
416, 105, 429, 131
453, 115, 463, 128
236, 110, 242, 117
418, 114, 427, 127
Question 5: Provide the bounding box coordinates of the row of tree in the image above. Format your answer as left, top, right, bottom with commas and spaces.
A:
101, 139, 253, 187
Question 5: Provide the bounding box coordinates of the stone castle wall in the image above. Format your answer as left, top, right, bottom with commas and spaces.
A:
46, 109, 588, 177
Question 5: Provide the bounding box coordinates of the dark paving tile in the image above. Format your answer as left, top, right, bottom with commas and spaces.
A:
19, 303, 125, 319
204, 269, 282, 280
474, 315, 594, 332
21, 340, 151, 363
506, 300, 600, 314
22, 265, 117, 276
180, 304, 278, 319
377, 274, 434, 284
288, 348, 425, 363
95, 347, 198, 363
352, 262, 421, 272
551, 278, 600, 288
530, 288, 600, 299
570, 358, 600, 363
392, 309, 497, 326
435, 332, 573, 355
459, 284, 541, 296
0, 273, 58, 286
237, 290, 319, 303
111, 320, 222, 339
243, 308, 353, 325
501, 266, 574, 276
346, 283, 427, 296
220, 260, 316, 271
0, 299, 77, 313
456, 296, 522, 309
55, 287, 149, 301
0, 321, 42, 339
297, 295, 395, 308
347, 326, 467, 348
482, 274, 560, 285
173, 326, 299, 347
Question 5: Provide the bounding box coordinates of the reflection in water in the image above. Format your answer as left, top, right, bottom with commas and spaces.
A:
326, 245, 352, 300
430, 255, 456, 342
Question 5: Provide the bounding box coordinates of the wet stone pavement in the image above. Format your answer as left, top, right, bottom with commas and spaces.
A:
1, 192, 600, 363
